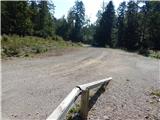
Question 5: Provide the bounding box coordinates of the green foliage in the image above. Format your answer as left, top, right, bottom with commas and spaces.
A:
1, 1, 55, 38
36, 1, 55, 37
67, 0, 85, 42
82, 18, 95, 44
138, 49, 160, 59
55, 0, 86, 43
138, 49, 150, 56
1, 0, 160, 53
94, 0, 160, 54
55, 16, 70, 40
66, 104, 80, 120
146, 1, 160, 50
124, 1, 140, 50
149, 50, 160, 59
151, 90, 160, 97
1, 35, 80, 58
117, 2, 126, 48
94, 1, 115, 47
1, 1, 33, 35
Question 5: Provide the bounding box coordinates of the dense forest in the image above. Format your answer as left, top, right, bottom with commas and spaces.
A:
1, 0, 160, 53
93, 1, 160, 51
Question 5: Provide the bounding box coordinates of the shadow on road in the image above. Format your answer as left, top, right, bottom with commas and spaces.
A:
88, 82, 109, 111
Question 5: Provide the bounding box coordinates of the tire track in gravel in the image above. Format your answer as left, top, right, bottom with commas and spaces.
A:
49, 51, 106, 76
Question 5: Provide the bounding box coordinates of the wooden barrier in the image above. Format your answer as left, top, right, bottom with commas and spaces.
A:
78, 77, 112, 90
46, 87, 81, 120
46, 77, 112, 120
80, 88, 89, 120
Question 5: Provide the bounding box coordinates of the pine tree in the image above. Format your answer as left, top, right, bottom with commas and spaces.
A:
1, 1, 32, 35
117, 2, 126, 48
94, 1, 115, 47
29, 1, 39, 35
82, 18, 95, 44
147, 1, 160, 50
67, 0, 85, 42
36, 1, 55, 37
124, 1, 139, 50
56, 16, 69, 40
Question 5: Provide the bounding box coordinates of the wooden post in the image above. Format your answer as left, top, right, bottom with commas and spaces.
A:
80, 89, 89, 120
46, 77, 112, 120
46, 88, 81, 120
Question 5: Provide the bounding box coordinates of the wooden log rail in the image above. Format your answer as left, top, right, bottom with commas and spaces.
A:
46, 77, 112, 120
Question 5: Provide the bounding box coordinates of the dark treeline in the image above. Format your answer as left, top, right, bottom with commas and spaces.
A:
94, 1, 160, 51
1, 0, 160, 51
2, 1, 55, 38
1, 0, 86, 42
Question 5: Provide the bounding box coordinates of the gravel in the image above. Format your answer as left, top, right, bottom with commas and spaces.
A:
2, 47, 160, 120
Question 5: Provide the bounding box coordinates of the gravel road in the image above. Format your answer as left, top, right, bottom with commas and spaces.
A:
2, 47, 160, 120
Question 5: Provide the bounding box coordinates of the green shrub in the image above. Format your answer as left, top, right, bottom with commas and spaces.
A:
149, 50, 160, 59
2, 34, 9, 41
3, 47, 20, 57
66, 104, 80, 120
151, 90, 160, 97
32, 46, 48, 53
51, 35, 63, 41
139, 49, 149, 56
1, 35, 80, 58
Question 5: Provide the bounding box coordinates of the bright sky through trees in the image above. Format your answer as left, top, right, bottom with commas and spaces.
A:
53, 0, 128, 23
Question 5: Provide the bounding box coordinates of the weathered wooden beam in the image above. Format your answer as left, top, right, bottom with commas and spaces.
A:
46, 77, 112, 120
78, 77, 112, 90
46, 87, 81, 120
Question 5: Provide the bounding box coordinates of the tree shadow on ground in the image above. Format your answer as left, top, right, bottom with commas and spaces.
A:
88, 82, 109, 111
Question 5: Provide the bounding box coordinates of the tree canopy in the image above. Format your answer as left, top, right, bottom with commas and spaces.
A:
93, 1, 160, 50
2, 1, 55, 37
1, 0, 160, 50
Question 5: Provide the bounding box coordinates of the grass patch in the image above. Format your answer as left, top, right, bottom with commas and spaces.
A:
1, 35, 81, 58
66, 104, 81, 120
149, 50, 160, 59
150, 89, 160, 97
139, 49, 160, 59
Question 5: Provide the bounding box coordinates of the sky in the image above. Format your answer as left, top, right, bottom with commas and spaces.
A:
53, 0, 127, 23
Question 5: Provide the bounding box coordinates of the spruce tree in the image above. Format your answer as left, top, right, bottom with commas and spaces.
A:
124, 1, 139, 50
94, 1, 115, 47
117, 2, 126, 48
67, 0, 85, 42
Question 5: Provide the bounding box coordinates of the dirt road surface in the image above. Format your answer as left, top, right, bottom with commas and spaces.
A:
2, 48, 160, 120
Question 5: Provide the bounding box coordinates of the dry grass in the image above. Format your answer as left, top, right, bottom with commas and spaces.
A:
1, 35, 81, 58
151, 89, 160, 97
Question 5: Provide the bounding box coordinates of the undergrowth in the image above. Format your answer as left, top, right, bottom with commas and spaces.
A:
1, 35, 81, 58
139, 49, 160, 59
151, 89, 160, 97
66, 104, 81, 120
